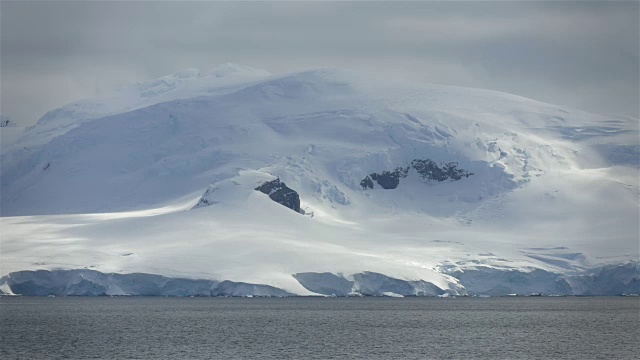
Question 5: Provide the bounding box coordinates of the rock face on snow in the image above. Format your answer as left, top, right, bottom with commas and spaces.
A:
361, 167, 409, 190
410, 159, 473, 182
193, 186, 219, 208
360, 159, 473, 189
255, 178, 301, 213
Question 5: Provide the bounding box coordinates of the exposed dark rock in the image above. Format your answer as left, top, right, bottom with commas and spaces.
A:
361, 167, 409, 190
360, 158, 473, 190
192, 186, 219, 209
194, 198, 212, 207
369, 167, 409, 189
255, 178, 301, 213
360, 176, 374, 190
411, 159, 473, 182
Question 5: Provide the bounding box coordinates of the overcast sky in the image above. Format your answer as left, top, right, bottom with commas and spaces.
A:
1, 1, 638, 125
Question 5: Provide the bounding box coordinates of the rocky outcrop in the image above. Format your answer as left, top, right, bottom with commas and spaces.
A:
361, 167, 409, 190
255, 178, 301, 213
192, 186, 219, 209
361, 159, 473, 190
360, 176, 374, 190
410, 159, 473, 181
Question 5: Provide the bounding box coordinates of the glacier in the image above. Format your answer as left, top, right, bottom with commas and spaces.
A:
2, 264, 638, 297
1, 64, 638, 296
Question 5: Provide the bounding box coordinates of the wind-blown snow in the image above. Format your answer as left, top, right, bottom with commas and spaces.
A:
1, 65, 638, 295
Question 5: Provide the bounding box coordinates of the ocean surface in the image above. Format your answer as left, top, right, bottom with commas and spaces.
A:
1, 296, 638, 359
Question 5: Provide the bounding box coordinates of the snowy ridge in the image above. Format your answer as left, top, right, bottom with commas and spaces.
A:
6, 63, 271, 150
1, 65, 638, 295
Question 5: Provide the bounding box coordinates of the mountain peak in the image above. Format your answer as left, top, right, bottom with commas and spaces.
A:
1, 67, 637, 292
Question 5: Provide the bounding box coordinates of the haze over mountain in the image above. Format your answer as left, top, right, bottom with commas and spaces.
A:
1, 64, 638, 297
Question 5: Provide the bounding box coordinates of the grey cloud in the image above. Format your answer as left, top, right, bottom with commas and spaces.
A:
1, 1, 638, 125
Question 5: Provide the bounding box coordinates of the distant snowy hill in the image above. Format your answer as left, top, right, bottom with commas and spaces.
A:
1, 64, 638, 296
0, 114, 25, 152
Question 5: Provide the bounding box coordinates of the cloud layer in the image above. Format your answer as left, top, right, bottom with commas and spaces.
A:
1, 1, 638, 124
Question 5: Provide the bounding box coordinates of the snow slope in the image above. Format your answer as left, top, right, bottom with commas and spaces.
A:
1, 65, 638, 295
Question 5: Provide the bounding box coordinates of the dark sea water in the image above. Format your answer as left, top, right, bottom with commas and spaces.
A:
1, 297, 638, 359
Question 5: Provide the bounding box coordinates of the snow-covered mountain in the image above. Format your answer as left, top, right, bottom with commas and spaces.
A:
1, 64, 638, 296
